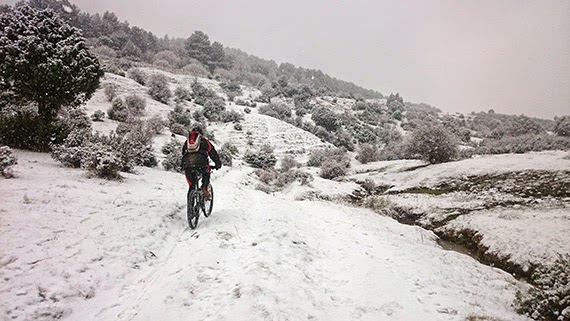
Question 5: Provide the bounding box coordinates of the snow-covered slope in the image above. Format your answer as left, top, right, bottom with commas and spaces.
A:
5, 69, 567, 321
1, 151, 529, 321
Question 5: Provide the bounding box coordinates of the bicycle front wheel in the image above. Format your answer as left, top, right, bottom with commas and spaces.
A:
203, 184, 214, 217
187, 190, 200, 229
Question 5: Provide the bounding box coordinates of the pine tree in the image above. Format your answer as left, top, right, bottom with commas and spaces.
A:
0, 5, 103, 122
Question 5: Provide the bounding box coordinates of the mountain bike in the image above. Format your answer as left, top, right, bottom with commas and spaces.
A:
185, 166, 214, 229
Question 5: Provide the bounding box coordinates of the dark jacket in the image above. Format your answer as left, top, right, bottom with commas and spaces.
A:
181, 136, 221, 169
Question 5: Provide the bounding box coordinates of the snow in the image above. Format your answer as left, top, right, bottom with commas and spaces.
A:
5, 69, 566, 320
441, 207, 570, 268
1, 151, 530, 321
351, 150, 570, 192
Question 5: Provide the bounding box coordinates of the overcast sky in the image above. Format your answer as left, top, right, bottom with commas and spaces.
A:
3, 0, 569, 119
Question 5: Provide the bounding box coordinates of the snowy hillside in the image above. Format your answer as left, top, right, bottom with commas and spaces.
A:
2, 151, 531, 321
2, 69, 569, 321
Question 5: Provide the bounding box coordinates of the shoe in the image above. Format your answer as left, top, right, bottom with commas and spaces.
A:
202, 186, 211, 200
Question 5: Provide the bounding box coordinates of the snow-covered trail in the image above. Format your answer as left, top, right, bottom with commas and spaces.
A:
85, 168, 528, 321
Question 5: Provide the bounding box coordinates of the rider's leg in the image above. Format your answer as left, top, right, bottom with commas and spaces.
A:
201, 168, 211, 199
184, 169, 198, 195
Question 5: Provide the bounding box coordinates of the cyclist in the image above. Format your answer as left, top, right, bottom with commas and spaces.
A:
181, 126, 222, 199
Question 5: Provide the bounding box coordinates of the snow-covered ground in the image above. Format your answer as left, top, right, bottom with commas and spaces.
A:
2, 69, 568, 320
1, 151, 530, 321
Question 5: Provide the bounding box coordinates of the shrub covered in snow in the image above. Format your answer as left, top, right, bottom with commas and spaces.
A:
356, 143, 379, 164
191, 81, 218, 105
124, 94, 146, 115
476, 134, 570, 155
0, 5, 103, 151
81, 143, 124, 180
405, 124, 459, 164
0, 5, 102, 118
104, 83, 118, 102
218, 149, 233, 167
307, 147, 350, 168
168, 105, 192, 130
311, 106, 340, 132
220, 110, 244, 123
280, 155, 300, 171
202, 98, 226, 121
258, 103, 292, 122
554, 116, 570, 137
51, 121, 158, 179
244, 144, 277, 169
161, 138, 183, 172
515, 254, 570, 321
147, 73, 171, 104
127, 68, 147, 85
319, 160, 348, 180
0, 146, 17, 178
174, 86, 193, 103
91, 110, 105, 122
107, 97, 128, 122
146, 114, 166, 134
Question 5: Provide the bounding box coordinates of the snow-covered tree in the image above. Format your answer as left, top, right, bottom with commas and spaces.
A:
405, 124, 459, 164
0, 5, 103, 122
554, 115, 570, 137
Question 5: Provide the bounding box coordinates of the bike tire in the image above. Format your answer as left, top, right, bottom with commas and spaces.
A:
203, 184, 214, 217
187, 190, 199, 229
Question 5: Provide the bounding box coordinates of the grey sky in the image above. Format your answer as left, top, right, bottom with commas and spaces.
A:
3, 0, 569, 119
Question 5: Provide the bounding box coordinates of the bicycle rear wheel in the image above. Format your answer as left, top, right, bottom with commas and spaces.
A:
203, 184, 213, 217
187, 190, 200, 229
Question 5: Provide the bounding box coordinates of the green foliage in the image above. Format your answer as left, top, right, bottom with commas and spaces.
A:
0, 5, 103, 150
51, 121, 158, 179
185, 31, 231, 73
147, 73, 171, 104
405, 124, 459, 164
0, 104, 75, 151
218, 148, 233, 167
515, 254, 570, 321
0, 5, 103, 119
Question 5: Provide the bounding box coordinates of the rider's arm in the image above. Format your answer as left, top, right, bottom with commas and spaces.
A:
180, 141, 187, 170
206, 140, 222, 169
